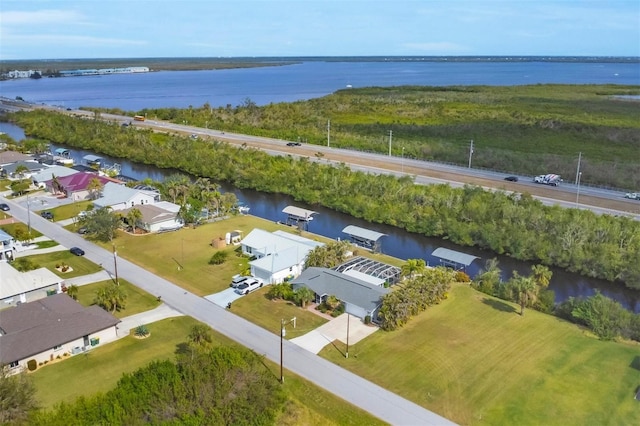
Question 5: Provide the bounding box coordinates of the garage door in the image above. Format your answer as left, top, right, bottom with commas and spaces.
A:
345, 302, 367, 319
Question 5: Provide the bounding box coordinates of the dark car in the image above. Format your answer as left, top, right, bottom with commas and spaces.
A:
286, 142, 301, 147
41, 211, 54, 220
0, 203, 9, 211
70, 247, 85, 256
504, 176, 519, 182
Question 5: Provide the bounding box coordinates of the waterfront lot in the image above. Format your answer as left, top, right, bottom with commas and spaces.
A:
30, 316, 384, 425
320, 284, 640, 425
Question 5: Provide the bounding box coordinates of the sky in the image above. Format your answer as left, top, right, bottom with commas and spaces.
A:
1, 0, 639, 60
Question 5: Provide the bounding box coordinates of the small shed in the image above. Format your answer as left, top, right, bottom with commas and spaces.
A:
342, 225, 386, 253
431, 247, 479, 271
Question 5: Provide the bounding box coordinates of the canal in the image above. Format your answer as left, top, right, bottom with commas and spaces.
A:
1, 122, 638, 312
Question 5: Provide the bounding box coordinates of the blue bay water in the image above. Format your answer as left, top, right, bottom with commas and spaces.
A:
1, 60, 639, 110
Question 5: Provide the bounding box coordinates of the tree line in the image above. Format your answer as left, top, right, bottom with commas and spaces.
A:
9, 110, 640, 290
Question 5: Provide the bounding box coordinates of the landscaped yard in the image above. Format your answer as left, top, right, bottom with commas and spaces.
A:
30, 316, 384, 425
230, 287, 329, 339
320, 284, 640, 425
21, 250, 103, 278
102, 215, 324, 296
73, 279, 161, 318
37, 199, 93, 221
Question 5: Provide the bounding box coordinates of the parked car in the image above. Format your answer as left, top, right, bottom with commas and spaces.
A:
70, 247, 85, 256
230, 275, 250, 288
504, 176, 519, 182
624, 192, 639, 200
41, 211, 54, 220
77, 227, 88, 235
286, 142, 301, 147
0, 203, 9, 211
234, 278, 263, 295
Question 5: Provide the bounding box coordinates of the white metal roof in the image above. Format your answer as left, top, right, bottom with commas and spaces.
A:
431, 247, 479, 266
282, 205, 317, 219
342, 225, 386, 242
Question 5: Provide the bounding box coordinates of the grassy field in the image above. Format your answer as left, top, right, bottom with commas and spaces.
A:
29, 316, 384, 425
74, 279, 161, 318
320, 284, 640, 425
43, 199, 93, 221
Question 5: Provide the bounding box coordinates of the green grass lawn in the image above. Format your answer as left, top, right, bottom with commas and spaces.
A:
105, 215, 326, 296
24, 250, 102, 278
320, 284, 640, 425
45, 200, 94, 221
231, 287, 328, 339
0, 222, 43, 239
30, 316, 384, 425
74, 279, 161, 318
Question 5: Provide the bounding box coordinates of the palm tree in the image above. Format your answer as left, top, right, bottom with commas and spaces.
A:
94, 283, 127, 313
127, 208, 143, 234
507, 273, 537, 316
400, 259, 426, 278
87, 177, 104, 200
531, 264, 552, 289
294, 286, 315, 308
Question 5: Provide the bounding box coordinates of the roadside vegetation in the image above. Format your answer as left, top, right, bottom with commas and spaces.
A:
20, 317, 382, 425
320, 283, 640, 425
9, 109, 640, 289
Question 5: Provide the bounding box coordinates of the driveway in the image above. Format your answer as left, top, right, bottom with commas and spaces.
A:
116, 303, 184, 337
204, 287, 244, 308
291, 313, 378, 354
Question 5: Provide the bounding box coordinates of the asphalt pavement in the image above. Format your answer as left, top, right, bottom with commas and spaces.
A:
1, 195, 455, 426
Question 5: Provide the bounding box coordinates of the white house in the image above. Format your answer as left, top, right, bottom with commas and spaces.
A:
0, 230, 16, 261
240, 229, 324, 284
0, 261, 65, 307
120, 203, 183, 233
0, 294, 120, 375
93, 182, 160, 211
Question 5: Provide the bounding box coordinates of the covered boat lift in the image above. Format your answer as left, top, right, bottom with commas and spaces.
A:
431, 247, 479, 271
282, 206, 317, 229
342, 225, 386, 253
83, 154, 104, 167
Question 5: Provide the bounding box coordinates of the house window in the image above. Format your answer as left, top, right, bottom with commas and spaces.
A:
53, 344, 63, 351
9, 360, 19, 368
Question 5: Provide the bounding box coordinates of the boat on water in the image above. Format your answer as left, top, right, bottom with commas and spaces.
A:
52, 148, 74, 166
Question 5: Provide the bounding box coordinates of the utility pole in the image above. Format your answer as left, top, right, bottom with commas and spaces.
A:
26, 194, 31, 238
113, 243, 119, 285
280, 317, 296, 383
576, 171, 582, 207
468, 140, 474, 169
327, 120, 331, 147
388, 130, 393, 156
575, 151, 582, 184
345, 314, 350, 358
401, 147, 405, 173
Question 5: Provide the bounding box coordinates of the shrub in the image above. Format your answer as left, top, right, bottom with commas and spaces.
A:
27, 359, 37, 371
364, 315, 371, 325
208, 251, 229, 265
12, 257, 39, 272
134, 324, 150, 338
455, 271, 471, 282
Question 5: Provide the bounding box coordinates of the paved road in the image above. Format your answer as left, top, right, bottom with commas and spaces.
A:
1, 196, 455, 425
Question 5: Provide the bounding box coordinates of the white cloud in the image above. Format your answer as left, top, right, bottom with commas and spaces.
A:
1, 9, 86, 26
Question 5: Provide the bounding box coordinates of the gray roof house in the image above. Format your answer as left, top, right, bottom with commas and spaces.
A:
291, 267, 390, 321
0, 261, 64, 307
241, 229, 324, 284
0, 294, 120, 374
120, 203, 183, 233
93, 181, 160, 211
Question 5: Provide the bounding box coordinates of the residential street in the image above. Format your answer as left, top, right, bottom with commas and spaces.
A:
2, 196, 455, 426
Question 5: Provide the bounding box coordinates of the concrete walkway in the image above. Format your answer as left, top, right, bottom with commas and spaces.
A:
64, 270, 112, 286
291, 313, 378, 354
116, 304, 184, 337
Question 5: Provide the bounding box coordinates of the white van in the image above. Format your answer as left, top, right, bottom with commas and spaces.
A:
230, 275, 250, 288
